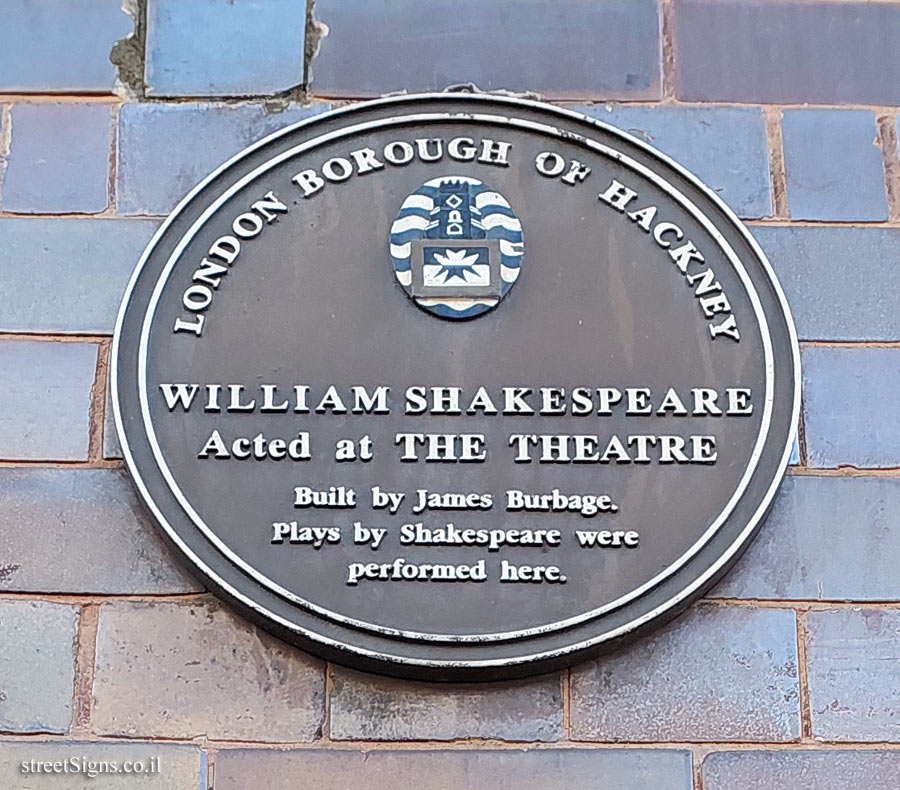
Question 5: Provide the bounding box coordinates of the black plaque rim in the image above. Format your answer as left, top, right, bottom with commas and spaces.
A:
113, 93, 801, 680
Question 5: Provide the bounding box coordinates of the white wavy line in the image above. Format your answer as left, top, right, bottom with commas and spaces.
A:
482, 215, 522, 231
501, 265, 521, 282
395, 270, 412, 286
419, 298, 498, 309
400, 194, 433, 211
500, 240, 524, 256
390, 215, 430, 234
390, 242, 411, 258
475, 191, 511, 209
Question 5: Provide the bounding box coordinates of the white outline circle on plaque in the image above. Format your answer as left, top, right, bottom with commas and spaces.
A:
138, 113, 772, 642
111, 95, 800, 666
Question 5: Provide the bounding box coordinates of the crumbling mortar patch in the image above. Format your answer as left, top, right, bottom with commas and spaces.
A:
795, 611, 814, 742
107, 105, 118, 213
0, 104, 11, 157
0, 104, 10, 212
876, 114, 900, 221
88, 340, 111, 463
764, 107, 789, 220
659, 0, 676, 102
110, 0, 147, 101
796, 407, 809, 468
204, 747, 215, 790
691, 747, 703, 790
303, 0, 329, 98
441, 83, 545, 102
261, 88, 309, 115
71, 604, 100, 733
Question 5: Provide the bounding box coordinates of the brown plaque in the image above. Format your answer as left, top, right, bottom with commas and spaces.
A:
114, 94, 799, 680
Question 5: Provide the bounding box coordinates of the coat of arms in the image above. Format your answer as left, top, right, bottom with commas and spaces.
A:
390, 176, 525, 319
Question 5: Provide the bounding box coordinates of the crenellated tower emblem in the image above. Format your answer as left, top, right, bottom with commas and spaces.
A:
389, 176, 525, 319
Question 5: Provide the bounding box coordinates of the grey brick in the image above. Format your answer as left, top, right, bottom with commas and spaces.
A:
215, 748, 693, 790
807, 609, 900, 741
711, 476, 900, 601
753, 226, 900, 342
0, 341, 98, 461
781, 110, 887, 222
570, 605, 800, 742
802, 346, 900, 469
0, 219, 158, 334
104, 372, 122, 459
146, 0, 305, 97
330, 667, 562, 742
0, 600, 77, 733
573, 105, 771, 218
92, 599, 324, 741
312, 0, 661, 100
0, 1, 132, 93
0, 468, 199, 595
117, 102, 330, 215
704, 750, 900, 790
2, 104, 111, 214
0, 741, 206, 790
674, 0, 900, 105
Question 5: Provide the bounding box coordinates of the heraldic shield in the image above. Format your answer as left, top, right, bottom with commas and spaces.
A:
390, 176, 525, 319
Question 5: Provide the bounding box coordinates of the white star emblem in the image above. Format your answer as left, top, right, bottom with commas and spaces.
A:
434, 249, 480, 268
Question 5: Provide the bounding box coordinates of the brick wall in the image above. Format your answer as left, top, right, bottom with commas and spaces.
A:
1, 1, 899, 788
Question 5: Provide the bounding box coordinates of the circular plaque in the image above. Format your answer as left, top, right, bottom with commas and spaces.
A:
114, 94, 799, 680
